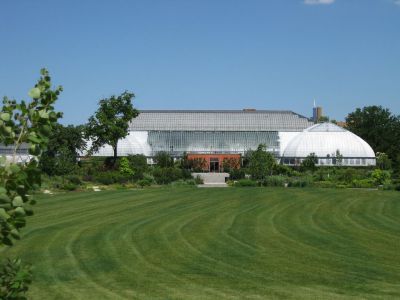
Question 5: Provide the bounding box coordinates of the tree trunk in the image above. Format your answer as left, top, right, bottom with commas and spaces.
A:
113, 143, 118, 159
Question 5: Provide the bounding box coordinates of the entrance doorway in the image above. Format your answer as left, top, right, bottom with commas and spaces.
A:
209, 158, 219, 172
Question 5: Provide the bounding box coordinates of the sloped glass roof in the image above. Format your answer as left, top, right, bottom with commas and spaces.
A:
129, 110, 313, 132
282, 123, 375, 158
305, 122, 346, 132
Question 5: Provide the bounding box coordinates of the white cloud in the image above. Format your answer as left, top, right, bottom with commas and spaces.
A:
394, 0, 400, 5
304, 0, 335, 5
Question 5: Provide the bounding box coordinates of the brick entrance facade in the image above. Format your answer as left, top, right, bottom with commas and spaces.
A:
186, 154, 241, 172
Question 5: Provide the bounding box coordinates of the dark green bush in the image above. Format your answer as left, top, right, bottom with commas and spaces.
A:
0, 258, 32, 299
82, 174, 94, 182
273, 164, 293, 176
181, 169, 193, 180
152, 167, 183, 184
127, 154, 148, 180
154, 152, 174, 168
194, 175, 204, 185
94, 172, 131, 185
66, 175, 82, 185
229, 169, 246, 180
288, 177, 311, 188
95, 173, 115, 185
61, 183, 78, 191
351, 179, 375, 188
137, 178, 152, 188
261, 176, 286, 187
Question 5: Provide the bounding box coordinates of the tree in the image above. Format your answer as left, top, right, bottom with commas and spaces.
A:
0, 69, 62, 298
346, 106, 400, 167
371, 169, 391, 185
248, 144, 276, 180
127, 154, 148, 180
119, 157, 134, 178
40, 124, 86, 176
85, 92, 139, 161
317, 116, 329, 123
301, 153, 318, 172
376, 152, 392, 170
335, 149, 343, 166
154, 152, 174, 168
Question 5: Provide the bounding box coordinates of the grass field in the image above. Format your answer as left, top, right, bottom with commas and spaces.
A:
2, 187, 400, 299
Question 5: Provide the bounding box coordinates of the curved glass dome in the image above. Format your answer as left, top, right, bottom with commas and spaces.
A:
281, 123, 376, 166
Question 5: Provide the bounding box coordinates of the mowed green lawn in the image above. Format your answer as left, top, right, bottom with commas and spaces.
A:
2, 187, 400, 299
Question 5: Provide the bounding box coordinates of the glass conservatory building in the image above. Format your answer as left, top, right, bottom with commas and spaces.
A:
281, 123, 376, 166
91, 110, 376, 167
92, 110, 314, 158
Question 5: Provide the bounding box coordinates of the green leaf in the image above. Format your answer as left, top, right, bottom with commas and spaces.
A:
0, 203, 12, 209
15, 207, 26, 216
28, 144, 41, 156
28, 87, 41, 99
28, 132, 41, 144
0, 194, 11, 204
3, 236, 13, 246
24, 207, 34, 216
12, 196, 24, 207
0, 208, 11, 220
10, 164, 21, 174
0, 187, 7, 194
39, 110, 49, 119
0, 112, 11, 122
10, 228, 20, 239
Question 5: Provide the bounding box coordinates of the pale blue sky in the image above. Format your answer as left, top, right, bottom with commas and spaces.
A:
0, 0, 399, 124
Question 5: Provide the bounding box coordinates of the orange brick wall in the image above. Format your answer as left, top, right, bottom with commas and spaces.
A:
187, 154, 241, 172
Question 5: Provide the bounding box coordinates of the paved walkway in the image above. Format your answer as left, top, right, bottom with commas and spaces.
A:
192, 173, 229, 187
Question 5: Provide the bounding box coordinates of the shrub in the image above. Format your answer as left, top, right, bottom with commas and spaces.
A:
395, 184, 400, 192
371, 169, 391, 185
119, 157, 134, 177
194, 175, 204, 185
336, 168, 357, 183
301, 153, 318, 172
0, 258, 32, 299
154, 152, 174, 168
273, 164, 293, 176
181, 169, 193, 180
152, 167, 182, 184
229, 169, 246, 180
184, 179, 197, 186
137, 178, 152, 188
82, 174, 94, 182
61, 183, 78, 191
127, 154, 148, 180
66, 175, 82, 185
351, 179, 375, 188
94, 172, 130, 185
235, 179, 258, 187
313, 181, 337, 188
288, 177, 311, 188
261, 176, 286, 187
95, 173, 115, 185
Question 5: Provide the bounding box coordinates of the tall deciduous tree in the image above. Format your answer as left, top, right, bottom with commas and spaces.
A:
301, 153, 318, 172
345, 106, 400, 169
248, 144, 276, 180
85, 92, 139, 160
40, 124, 86, 176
